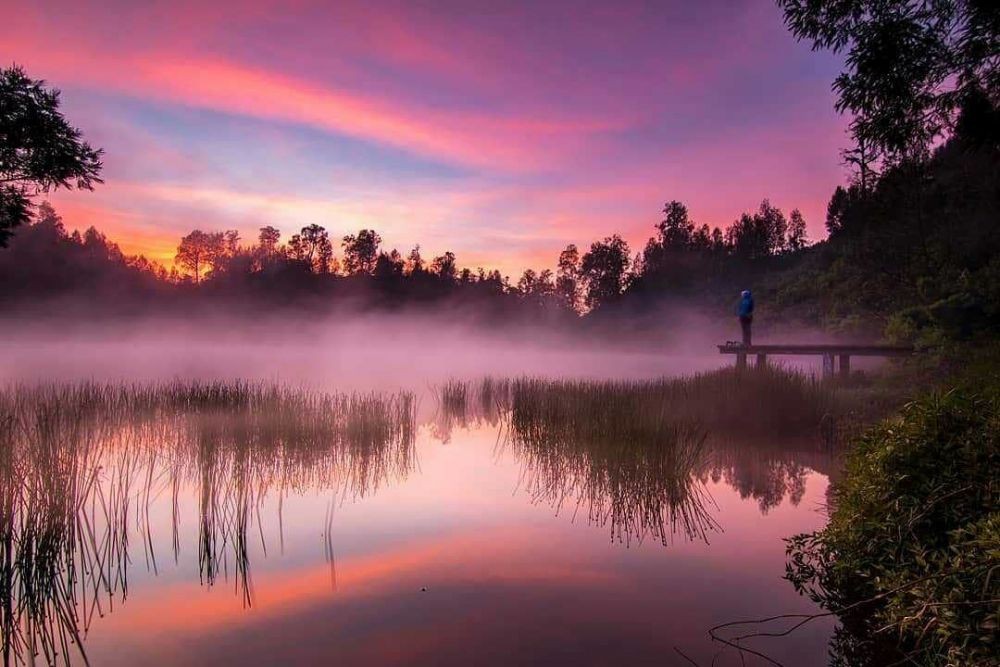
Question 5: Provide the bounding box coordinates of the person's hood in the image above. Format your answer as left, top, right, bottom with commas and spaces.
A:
741, 290, 752, 299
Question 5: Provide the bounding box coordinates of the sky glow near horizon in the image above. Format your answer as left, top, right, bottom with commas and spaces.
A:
3, 0, 848, 275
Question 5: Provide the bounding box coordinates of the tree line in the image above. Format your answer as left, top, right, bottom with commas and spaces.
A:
168, 191, 810, 314
0, 190, 817, 318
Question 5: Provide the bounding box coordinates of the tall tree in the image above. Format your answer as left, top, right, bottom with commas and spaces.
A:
341, 229, 382, 275
289, 224, 334, 273
580, 235, 630, 311
786, 208, 809, 251
373, 249, 405, 279
779, 0, 1000, 160
175, 230, 225, 283
255, 226, 281, 270
726, 199, 788, 260
556, 243, 581, 312
405, 245, 425, 275
431, 251, 457, 281
656, 200, 695, 249
0, 66, 103, 246
258, 226, 281, 253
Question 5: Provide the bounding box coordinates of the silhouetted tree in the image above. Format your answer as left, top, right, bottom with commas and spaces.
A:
786, 209, 808, 251
826, 186, 849, 236
953, 85, 1000, 151
556, 244, 581, 312
0, 66, 103, 246
580, 235, 630, 310
726, 200, 788, 260
258, 226, 280, 252
289, 224, 334, 273
342, 229, 382, 275
405, 245, 425, 275
254, 225, 282, 271
657, 200, 695, 249
373, 249, 404, 279
633, 198, 728, 296
175, 230, 225, 283
431, 251, 457, 281
779, 0, 1000, 160
842, 135, 879, 194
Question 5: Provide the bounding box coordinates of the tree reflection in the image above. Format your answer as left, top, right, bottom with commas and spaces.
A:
703, 437, 839, 513
0, 382, 416, 666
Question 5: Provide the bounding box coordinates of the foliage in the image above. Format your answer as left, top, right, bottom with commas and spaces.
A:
556, 243, 582, 312
175, 229, 230, 283
431, 250, 457, 281
289, 223, 334, 273
725, 198, 791, 260
341, 228, 382, 275
0, 65, 103, 246
580, 234, 631, 310
786, 391, 999, 666
779, 0, 1000, 161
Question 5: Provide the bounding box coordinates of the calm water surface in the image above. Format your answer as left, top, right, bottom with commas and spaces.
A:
2, 381, 837, 666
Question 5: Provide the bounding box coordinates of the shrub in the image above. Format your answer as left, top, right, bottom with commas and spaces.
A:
785, 391, 999, 666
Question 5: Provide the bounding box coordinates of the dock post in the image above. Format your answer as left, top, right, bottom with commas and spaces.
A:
822, 354, 834, 379
736, 352, 747, 371
756, 353, 767, 368
839, 354, 851, 378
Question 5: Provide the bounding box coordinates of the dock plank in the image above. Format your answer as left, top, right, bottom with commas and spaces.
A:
717, 343, 913, 357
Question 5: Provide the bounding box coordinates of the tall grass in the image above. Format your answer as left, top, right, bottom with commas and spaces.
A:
439, 366, 841, 440
430, 377, 512, 441
0, 381, 416, 666
501, 377, 717, 546
431, 367, 843, 545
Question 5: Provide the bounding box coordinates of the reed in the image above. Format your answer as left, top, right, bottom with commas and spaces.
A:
501, 378, 718, 546
437, 366, 841, 439
0, 380, 417, 666
431, 367, 842, 545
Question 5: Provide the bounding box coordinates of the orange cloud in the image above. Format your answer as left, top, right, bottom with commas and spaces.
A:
3, 22, 626, 172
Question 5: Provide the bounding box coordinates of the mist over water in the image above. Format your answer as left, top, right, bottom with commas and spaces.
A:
0, 312, 731, 389
0, 309, 870, 390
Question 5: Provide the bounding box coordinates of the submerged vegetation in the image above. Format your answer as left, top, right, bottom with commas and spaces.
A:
785, 391, 999, 666
0, 381, 416, 666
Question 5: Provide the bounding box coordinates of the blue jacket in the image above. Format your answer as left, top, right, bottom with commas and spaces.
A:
738, 294, 754, 318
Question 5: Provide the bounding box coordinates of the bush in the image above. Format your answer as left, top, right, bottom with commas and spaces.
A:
785, 391, 999, 665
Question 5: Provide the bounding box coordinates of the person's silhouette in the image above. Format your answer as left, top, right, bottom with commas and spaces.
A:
737, 290, 754, 346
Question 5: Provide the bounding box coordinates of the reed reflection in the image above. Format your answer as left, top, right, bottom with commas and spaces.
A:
0, 382, 416, 666
435, 372, 841, 544
505, 379, 719, 546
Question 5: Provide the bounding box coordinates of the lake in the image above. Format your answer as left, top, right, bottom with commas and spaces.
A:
0, 375, 839, 666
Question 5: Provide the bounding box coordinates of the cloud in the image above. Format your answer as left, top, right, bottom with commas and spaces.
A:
7, 0, 847, 275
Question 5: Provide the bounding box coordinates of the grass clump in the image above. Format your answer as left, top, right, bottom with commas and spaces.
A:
785, 390, 999, 666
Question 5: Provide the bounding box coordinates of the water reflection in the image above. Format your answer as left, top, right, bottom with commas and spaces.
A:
0, 383, 416, 666
434, 377, 838, 544
704, 437, 838, 514
1, 377, 839, 666
500, 378, 719, 546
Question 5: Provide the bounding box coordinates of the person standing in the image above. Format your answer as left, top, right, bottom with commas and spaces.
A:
737, 289, 754, 346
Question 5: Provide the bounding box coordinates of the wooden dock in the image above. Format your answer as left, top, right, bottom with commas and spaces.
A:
717, 343, 914, 377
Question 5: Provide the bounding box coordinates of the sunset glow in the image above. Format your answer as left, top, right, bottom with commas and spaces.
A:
3, 0, 845, 273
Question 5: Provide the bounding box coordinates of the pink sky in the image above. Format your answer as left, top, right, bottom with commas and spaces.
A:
2, 0, 848, 276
